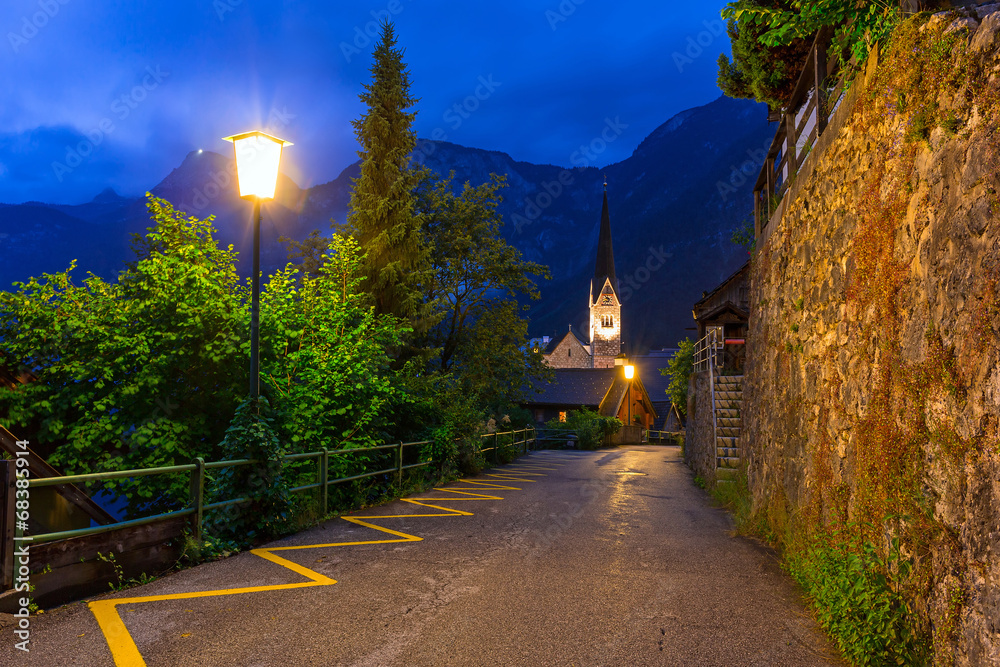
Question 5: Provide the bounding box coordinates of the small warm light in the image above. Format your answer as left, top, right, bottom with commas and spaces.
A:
221, 130, 293, 200
624, 364, 634, 380
198, 149, 203, 154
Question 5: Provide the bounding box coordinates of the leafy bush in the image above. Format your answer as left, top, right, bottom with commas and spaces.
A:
662, 339, 694, 417
206, 397, 296, 548
546, 409, 621, 449
0, 195, 245, 516
786, 528, 924, 665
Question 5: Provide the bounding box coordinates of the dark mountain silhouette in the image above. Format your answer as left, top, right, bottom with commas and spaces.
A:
0, 95, 770, 350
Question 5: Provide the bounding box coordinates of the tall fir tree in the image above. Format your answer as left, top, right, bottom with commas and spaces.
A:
347, 20, 429, 325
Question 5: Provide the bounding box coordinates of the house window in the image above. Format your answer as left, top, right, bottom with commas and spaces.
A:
601, 315, 613, 328
559, 411, 567, 422
568, 348, 571, 357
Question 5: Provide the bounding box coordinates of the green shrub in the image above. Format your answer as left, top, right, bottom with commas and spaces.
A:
786, 528, 925, 666
206, 397, 297, 548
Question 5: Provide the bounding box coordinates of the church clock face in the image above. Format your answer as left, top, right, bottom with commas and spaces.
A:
601, 295, 614, 306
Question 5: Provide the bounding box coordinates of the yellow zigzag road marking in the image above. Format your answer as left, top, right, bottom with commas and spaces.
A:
88, 461, 551, 666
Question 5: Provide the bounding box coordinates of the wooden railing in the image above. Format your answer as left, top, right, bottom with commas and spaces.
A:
754, 27, 850, 240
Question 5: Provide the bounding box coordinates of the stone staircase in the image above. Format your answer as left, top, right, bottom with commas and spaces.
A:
714, 374, 743, 482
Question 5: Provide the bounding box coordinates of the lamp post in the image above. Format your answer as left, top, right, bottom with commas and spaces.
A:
624, 364, 635, 428
222, 130, 293, 404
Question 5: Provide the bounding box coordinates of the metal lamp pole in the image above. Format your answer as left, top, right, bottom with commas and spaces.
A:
250, 197, 261, 401
222, 130, 293, 409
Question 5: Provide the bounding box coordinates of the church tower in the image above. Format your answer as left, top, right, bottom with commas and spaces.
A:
589, 179, 621, 368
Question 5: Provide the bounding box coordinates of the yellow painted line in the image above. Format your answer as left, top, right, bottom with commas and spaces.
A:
482, 474, 537, 482
89, 464, 550, 666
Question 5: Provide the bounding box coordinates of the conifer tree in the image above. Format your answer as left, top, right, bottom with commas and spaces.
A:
347, 20, 429, 325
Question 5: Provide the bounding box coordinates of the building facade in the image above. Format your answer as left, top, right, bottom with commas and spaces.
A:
543, 183, 621, 368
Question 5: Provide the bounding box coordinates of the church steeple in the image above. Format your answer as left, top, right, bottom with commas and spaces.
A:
592, 177, 617, 301
589, 178, 621, 369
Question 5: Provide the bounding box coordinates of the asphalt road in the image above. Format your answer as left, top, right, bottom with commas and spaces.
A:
1, 446, 844, 666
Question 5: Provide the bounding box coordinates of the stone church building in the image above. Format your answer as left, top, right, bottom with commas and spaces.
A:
542, 183, 622, 369
523, 184, 658, 432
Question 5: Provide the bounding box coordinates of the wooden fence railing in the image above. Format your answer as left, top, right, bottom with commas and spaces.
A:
754, 26, 850, 242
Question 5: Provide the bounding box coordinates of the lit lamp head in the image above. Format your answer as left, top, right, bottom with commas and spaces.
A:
624, 364, 634, 380
221, 130, 293, 200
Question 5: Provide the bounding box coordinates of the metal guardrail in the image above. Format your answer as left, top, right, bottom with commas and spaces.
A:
21, 440, 437, 548
3, 426, 538, 590
693, 329, 721, 374
644, 430, 681, 443
479, 428, 536, 464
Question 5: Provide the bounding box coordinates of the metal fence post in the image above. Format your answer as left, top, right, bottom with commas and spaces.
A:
494, 432, 499, 465
396, 442, 403, 492
1, 460, 15, 589
190, 457, 205, 546
320, 448, 329, 517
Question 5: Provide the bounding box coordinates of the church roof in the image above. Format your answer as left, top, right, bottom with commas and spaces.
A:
542, 327, 590, 354
523, 368, 616, 407
591, 186, 618, 301
521, 367, 657, 421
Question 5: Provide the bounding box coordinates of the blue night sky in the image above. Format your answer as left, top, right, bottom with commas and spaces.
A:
0, 0, 733, 205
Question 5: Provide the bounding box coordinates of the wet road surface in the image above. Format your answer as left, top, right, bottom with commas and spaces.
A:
1, 446, 843, 666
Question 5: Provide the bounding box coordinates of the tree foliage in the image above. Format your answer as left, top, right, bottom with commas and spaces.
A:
718, 0, 901, 109
416, 172, 550, 370
346, 19, 430, 326
261, 234, 408, 453
717, 1, 813, 110
661, 339, 695, 417
0, 195, 246, 513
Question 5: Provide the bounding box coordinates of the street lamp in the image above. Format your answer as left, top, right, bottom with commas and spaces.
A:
222, 130, 293, 403
624, 364, 635, 427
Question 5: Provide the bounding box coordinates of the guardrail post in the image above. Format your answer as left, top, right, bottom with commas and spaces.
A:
190, 457, 205, 546
2, 460, 15, 590
396, 442, 403, 493
815, 32, 829, 134
320, 448, 329, 517
494, 432, 499, 465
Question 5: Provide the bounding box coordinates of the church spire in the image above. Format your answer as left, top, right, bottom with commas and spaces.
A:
592, 181, 617, 301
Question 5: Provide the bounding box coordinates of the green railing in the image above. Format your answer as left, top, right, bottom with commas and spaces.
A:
479, 428, 536, 465
20, 428, 535, 549
645, 430, 681, 444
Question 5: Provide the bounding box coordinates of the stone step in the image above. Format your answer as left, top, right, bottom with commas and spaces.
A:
716, 456, 741, 468
716, 466, 739, 478
716, 408, 740, 419
716, 446, 740, 458
718, 417, 741, 428
714, 390, 743, 400
716, 435, 739, 447
715, 374, 744, 383
717, 426, 741, 438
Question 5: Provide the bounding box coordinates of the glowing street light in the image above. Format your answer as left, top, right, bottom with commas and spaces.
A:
624, 364, 635, 427
222, 130, 293, 403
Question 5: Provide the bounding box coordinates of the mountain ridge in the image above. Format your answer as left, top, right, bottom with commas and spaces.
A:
0, 95, 771, 350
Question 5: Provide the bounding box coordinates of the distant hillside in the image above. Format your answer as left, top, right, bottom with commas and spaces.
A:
0, 95, 771, 350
